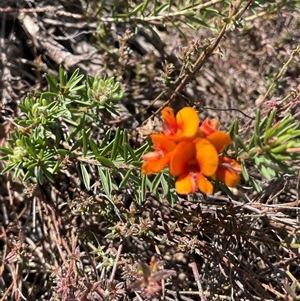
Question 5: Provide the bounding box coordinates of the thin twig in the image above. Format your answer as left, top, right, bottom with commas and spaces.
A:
256, 43, 300, 107
109, 243, 123, 283
189, 255, 207, 301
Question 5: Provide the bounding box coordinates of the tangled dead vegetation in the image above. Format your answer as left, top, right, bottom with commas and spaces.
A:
0, 0, 300, 300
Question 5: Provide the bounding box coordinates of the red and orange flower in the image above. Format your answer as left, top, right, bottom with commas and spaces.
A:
161, 106, 200, 141
141, 134, 176, 175
141, 106, 241, 195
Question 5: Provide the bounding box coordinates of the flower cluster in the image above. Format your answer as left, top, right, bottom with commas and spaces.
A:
141, 107, 241, 195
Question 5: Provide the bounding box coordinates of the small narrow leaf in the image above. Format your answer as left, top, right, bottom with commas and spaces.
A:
0, 147, 14, 155
80, 163, 90, 190
46, 73, 59, 93
110, 128, 121, 160
170, 20, 187, 41
23, 169, 34, 182
98, 167, 111, 197
90, 139, 99, 156
124, 143, 138, 161
127, 2, 146, 17
100, 140, 114, 156
254, 110, 261, 138
96, 156, 115, 167
260, 164, 272, 180
37, 167, 44, 184
185, 14, 210, 29
70, 138, 83, 152
235, 136, 248, 152
1, 162, 20, 175
152, 3, 169, 15
249, 177, 262, 192
105, 169, 112, 194
134, 143, 149, 157
241, 161, 249, 181
41, 166, 55, 183
57, 149, 70, 156
66, 114, 86, 143
82, 130, 88, 157
140, 0, 150, 15
264, 108, 277, 141
138, 174, 147, 204
258, 115, 268, 134
59, 65, 67, 87
119, 169, 132, 189
160, 173, 170, 198
151, 172, 163, 192
99, 130, 112, 148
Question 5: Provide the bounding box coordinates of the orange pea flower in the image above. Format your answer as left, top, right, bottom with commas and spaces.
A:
141, 134, 177, 175
205, 131, 232, 153
141, 108, 241, 194
161, 107, 199, 141
216, 157, 241, 187
199, 117, 220, 137
203, 128, 242, 187
169, 139, 219, 194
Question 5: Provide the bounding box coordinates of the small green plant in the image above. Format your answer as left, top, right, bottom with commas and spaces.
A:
230, 107, 300, 190
0, 67, 129, 186
87, 74, 125, 106
0, 67, 178, 204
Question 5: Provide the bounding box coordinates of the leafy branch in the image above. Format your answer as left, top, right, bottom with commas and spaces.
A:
0, 67, 180, 204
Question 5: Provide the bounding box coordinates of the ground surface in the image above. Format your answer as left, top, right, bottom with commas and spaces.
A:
0, 1, 300, 300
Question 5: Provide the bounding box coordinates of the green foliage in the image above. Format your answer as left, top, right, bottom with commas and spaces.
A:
87, 75, 125, 106
229, 108, 300, 189
0, 67, 181, 205
87, 0, 231, 41
85, 0, 300, 45
0, 68, 127, 187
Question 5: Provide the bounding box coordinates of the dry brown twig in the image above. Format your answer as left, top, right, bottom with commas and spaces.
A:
189, 255, 207, 301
